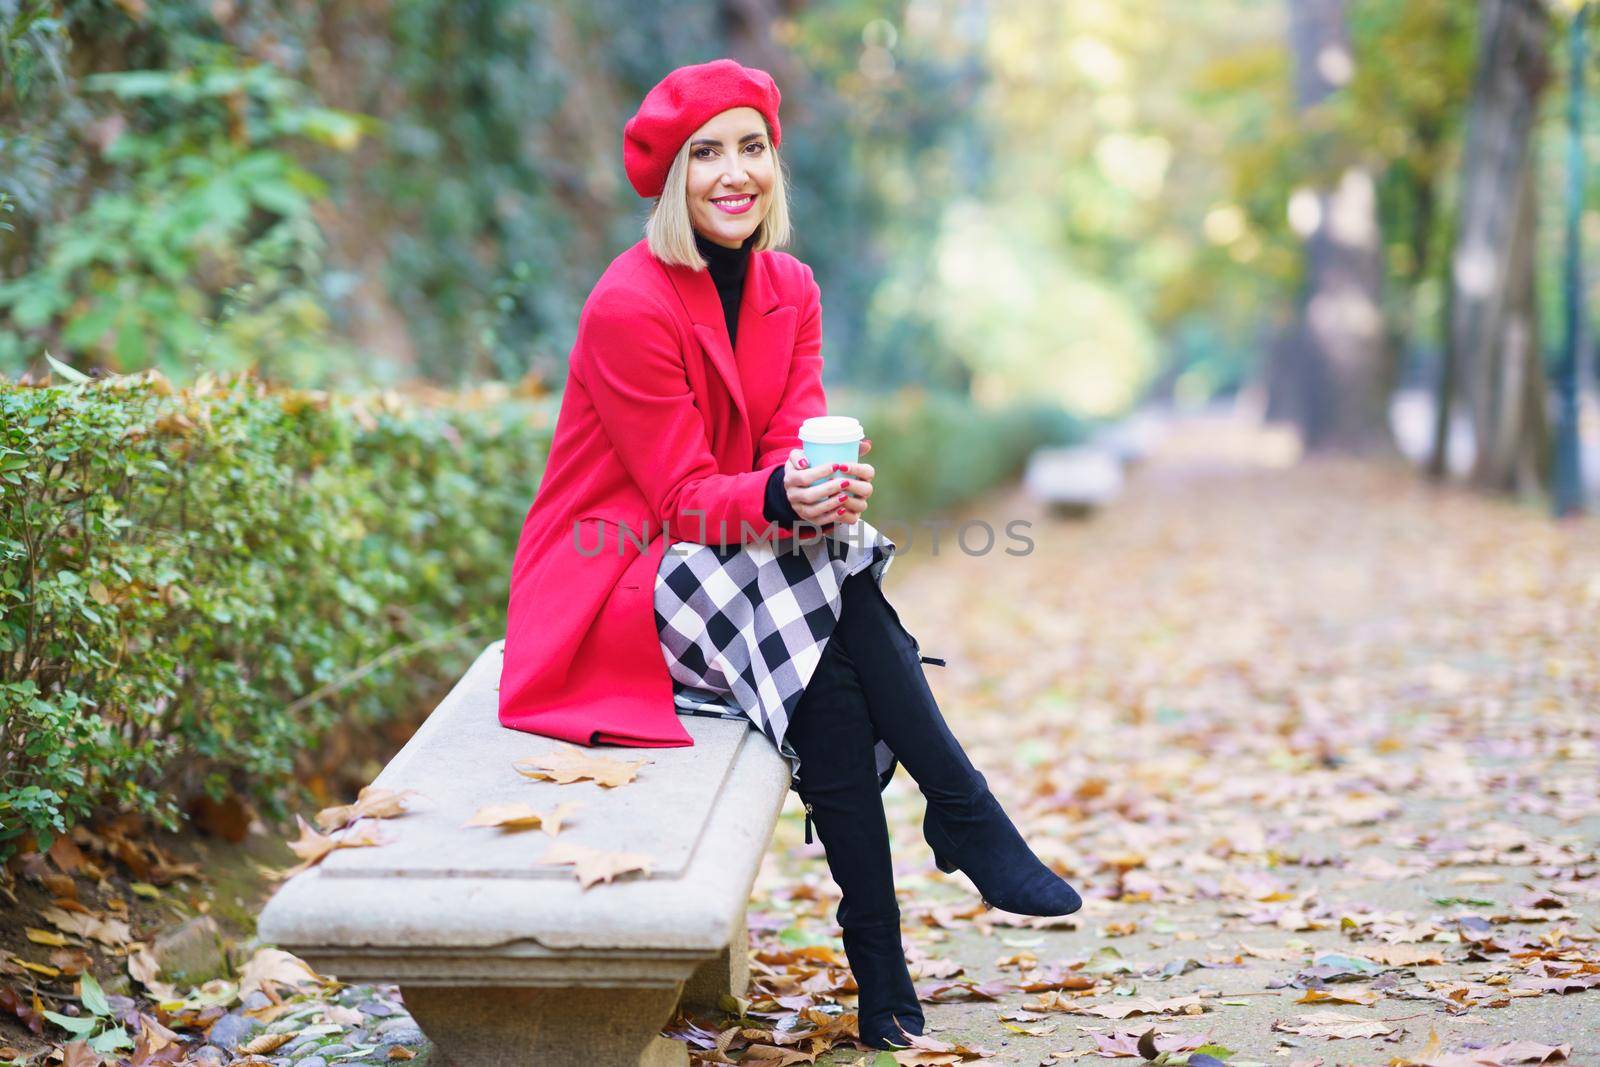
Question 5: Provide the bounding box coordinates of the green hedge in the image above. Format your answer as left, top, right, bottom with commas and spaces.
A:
0, 371, 556, 859
0, 372, 1080, 860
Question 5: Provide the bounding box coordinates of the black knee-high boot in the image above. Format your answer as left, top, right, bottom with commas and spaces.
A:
787, 633, 925, 1050
831, 568, 1082, 917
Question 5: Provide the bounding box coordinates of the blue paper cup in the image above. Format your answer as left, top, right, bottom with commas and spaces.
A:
799, 416, 865, 504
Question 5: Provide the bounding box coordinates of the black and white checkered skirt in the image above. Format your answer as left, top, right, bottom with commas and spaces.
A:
654, 521, 900, 793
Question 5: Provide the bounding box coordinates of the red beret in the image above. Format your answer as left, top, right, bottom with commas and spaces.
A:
623, 58, 783, 199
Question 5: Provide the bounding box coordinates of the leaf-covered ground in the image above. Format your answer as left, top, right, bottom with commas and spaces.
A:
725, 414, 1600, 1065
5, 413, 1596, 1066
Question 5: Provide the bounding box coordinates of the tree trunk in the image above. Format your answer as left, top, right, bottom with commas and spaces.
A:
1447, 0, 1552, 494
1283, 0, 1393, 453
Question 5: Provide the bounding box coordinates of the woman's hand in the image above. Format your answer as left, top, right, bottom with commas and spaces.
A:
783, 438, 874, 526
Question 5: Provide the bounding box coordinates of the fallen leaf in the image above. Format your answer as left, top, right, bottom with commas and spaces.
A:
1295, 987, 1379, 1006
38, 907, 130, 947
1077, 995, 1204, 1019
462, 801, 579, 835
1361, 945, 1447, 967
1089, 1029, 1207, 1058
514, 743, 651, 787
1271, 1011, 1398, 1039
59, 1039, 101, 1067
237, 948, 327, 1000
239, 1031, 296, 1055
278, 815, 391, 877
539, 841, 654, 888
314, 786, 426, 832
888, 1029, 996, 1063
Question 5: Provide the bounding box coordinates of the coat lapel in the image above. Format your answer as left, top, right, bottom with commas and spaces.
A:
663, 248, 790, 439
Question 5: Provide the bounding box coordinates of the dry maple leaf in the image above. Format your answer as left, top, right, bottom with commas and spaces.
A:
514, 742, 651, 787
1019, 971, 1097, 993
1295, 986, 1379, 1007
12, 956, 61, 978
134, 1011, 183, 1053
889, 1029, 997, 1063
738, 1044, 815, 1065
38, 907, 130, 947
1076, 994, 1204, 1019
462, 800, 580, 835
1003, 1020, 1058, 1037
1394, 1033, 1572, 1067
319, 1004, 366, 1027
913, 956, 965, 979
314, 786, 426, 832
917, 977, 1015, 1002
1090, 1030, 1209, 1058
239, 1032, 296, 1056
1271, 1011, 1398, 1039
237, 947, 328, 1000
539, 840, 654, 888
277, 815, 391, 878
59, 1039, 101, 1067
285, 815, 340, 866
125, 943, 178, 1000
1361, 945, 1447, 966
1021, 989, 1096, 1013
48, 836, 90, 875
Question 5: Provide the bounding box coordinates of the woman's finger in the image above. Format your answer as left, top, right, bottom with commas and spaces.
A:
832, 460, 874, 482
832, 492, 866, 523
798, 471, 870, 506
794, 476, 854, 517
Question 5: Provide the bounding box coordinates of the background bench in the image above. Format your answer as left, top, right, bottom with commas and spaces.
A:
257, 639, 792, 1066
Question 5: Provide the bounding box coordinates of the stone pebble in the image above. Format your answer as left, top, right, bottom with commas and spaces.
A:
204, 1011, 262, 1050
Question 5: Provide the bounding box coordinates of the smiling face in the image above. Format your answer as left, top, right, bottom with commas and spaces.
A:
685, 106, 775, 250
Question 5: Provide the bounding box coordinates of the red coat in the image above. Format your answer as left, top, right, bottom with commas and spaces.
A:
498, 236, 826, 750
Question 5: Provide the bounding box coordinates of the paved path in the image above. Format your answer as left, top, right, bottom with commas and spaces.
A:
737, 413, 1600, 1065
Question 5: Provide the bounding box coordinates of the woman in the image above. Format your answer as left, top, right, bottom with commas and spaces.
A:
499, 58, 1082, 1051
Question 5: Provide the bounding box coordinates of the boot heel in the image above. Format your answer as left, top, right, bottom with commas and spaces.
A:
922, 792, 1084, 917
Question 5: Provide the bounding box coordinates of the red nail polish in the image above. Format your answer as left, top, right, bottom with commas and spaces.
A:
798, 458, 808, 468
837, 506, 845, 514
834, 463, 846, 470
841, 480, 850, 488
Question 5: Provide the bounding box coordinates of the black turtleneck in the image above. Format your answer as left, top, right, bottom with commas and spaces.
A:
694, 228, 758, 347
692, 228, 809, 530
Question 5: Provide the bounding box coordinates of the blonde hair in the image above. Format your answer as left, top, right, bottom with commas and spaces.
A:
644, 118, 792, 269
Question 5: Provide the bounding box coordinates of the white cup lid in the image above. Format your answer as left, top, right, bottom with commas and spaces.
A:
798, 415, 864, 445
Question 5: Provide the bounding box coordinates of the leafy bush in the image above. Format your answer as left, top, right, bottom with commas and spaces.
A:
0, 369, 554, 860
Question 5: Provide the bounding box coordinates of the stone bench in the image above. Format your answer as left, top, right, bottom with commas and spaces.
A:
1023, 444, 1125, 517
257, 639, 792, 1066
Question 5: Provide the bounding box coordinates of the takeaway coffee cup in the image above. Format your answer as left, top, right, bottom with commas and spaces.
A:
798, 415, 865, 499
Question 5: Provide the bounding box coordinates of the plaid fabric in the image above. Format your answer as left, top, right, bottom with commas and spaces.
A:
655, 520, 900, 794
